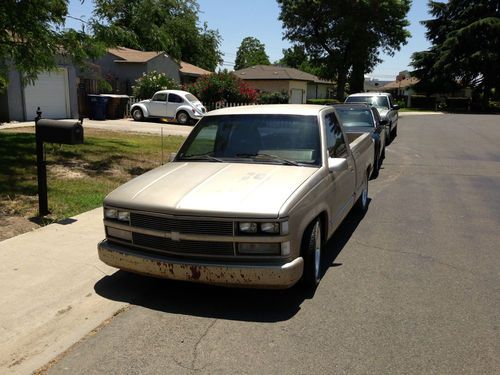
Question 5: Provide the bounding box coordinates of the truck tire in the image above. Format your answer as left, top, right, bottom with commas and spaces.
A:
354, 172, 369, 213
301, 219, 322, 287
176, 111, 190, 125
131, 108, 144, 121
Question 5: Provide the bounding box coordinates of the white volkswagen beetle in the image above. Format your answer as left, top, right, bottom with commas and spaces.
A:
130, 90, 206, 125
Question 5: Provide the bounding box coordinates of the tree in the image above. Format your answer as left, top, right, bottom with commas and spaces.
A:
411, 0, 500, 109
278, 0, 411, 99
132, 71, 180, 99
91, 0, 223, 71
234, 37, 270, 70
0, 0, 105, 91
278, 45, 320, 76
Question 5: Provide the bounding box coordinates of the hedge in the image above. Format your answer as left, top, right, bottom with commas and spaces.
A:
306, 98, 340, 105
410, 95, 436, 109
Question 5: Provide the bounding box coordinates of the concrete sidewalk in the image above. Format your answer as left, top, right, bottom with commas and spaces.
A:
0, 208, 126, 375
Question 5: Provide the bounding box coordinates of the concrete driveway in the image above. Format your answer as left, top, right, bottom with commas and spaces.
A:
0, 118, 194, 137
41, 113, 499, 374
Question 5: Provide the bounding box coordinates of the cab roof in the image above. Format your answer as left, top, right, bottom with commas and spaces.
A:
206, 104, 329, 117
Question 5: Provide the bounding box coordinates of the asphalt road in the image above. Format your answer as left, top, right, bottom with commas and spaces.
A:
46, 114, 499, 375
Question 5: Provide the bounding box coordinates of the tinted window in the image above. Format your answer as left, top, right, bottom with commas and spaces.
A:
152, 93, 167, 102
178, 114, 321, 165
335, 107, 375, 128
325, 112, 348, 158
168, 94, 183, 103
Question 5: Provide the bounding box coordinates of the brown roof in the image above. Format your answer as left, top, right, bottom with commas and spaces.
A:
108, 47, 162, 63
234, 65, 319, 82
180, 61, 212, 76
381, 77, 419, 89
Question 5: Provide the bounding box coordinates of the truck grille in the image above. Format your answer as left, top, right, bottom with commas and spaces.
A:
130, 213, 233, 236
132, 233, 234, 256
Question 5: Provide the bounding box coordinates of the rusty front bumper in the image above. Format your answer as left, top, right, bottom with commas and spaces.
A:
98, 240, 304, 289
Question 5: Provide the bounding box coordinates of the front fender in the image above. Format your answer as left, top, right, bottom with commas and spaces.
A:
131, 103, 150, 118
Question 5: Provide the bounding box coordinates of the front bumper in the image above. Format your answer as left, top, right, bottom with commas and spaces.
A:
98, 240, 304, 289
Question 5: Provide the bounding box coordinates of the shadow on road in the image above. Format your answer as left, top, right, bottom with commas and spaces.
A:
94, 206, 367, 323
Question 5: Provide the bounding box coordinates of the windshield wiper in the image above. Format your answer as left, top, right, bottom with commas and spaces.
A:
180, 153, 224, 162
236, 153, 300, 166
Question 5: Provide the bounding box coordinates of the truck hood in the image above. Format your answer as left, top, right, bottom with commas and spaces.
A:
105, 162, 318, 218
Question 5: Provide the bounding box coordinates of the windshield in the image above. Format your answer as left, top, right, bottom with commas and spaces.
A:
346, 96, 389, 109
335, 107, 375, 129
177, 114, 321, 166
185, 93, 200, 103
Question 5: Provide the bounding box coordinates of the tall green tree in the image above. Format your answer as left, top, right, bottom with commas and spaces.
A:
91, 0, 223, 71
234, 37, 270, 70
278, 45, 320, 76
0, 0, 105, 91
411, 0, 500, 109
278, 0, 411, 99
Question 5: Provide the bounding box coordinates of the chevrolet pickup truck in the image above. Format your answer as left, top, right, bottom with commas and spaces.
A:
98, 105, 374, 289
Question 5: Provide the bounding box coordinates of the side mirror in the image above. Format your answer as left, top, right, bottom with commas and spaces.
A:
380, 119, 388, 126
169, 152, 177, 162
328, 158, 347, 174
392, 104, 400, 110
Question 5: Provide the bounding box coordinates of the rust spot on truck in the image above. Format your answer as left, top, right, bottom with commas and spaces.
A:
189, 266, 201, 280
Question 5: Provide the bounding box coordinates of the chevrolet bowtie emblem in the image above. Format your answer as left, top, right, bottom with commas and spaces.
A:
170, 231, 180, 241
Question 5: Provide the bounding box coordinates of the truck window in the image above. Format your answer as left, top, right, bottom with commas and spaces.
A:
325, 112, 348, 158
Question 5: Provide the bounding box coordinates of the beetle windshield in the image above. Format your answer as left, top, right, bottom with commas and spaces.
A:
177, 114, 321, 166
335, 107, 375, 128
345, 96, 389, 109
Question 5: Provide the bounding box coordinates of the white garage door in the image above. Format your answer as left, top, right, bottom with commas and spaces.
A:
24, 69, 70, 120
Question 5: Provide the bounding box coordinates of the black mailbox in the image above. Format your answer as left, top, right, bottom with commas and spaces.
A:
36, 119, 84, 145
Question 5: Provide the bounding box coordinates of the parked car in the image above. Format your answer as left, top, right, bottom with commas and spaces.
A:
334, 103, 387, 178
98, 105, 374, 289
130, 90, 206, 125
345, 92, 399, 143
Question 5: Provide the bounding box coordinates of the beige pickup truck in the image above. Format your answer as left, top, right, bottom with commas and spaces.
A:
98, 105, 374, 288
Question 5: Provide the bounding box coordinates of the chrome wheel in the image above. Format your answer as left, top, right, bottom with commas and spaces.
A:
176, 111, 189, 125
132, 108, 143, 121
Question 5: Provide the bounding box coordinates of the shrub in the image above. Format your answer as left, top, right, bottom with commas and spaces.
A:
132, 71, 180, 99
445, 97, 470, 111
258, 91, 289, 104
395, 98, 406, 108
306, 98, 340, 105
184, 71, 258, 104
97, 79, 113, 94
410, 95, 436, 109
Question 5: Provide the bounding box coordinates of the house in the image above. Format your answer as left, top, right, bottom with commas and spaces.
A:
0, 57, 79, 122
380, 77, 420, 97
364, 78, 391, 92
233, 65, 335, 104
93, 47, 212, 95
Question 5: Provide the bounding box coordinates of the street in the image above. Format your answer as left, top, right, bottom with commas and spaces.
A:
45, 113, 499, 374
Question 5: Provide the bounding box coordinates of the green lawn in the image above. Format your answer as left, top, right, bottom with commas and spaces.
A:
0, 128, 185, 222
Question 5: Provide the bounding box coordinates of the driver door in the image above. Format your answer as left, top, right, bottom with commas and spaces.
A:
148, 92, 167, 117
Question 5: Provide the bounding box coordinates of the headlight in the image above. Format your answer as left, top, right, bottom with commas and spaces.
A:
238, 221, 288, 235
104, 208, 130, 223
104, 208, 118, 219
260, 222, 280, 233
239, 222, 257, 233
117, 211, 130, 222
238, 243, 280, 255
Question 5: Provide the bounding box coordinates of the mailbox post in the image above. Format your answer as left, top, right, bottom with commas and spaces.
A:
34, 108, 84, 217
